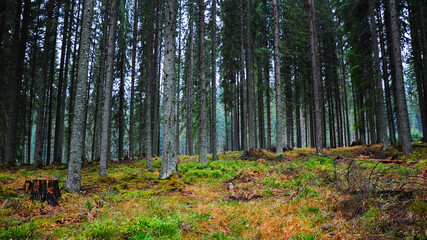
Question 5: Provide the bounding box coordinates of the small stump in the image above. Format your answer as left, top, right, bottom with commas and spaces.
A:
25, 177, 61, 206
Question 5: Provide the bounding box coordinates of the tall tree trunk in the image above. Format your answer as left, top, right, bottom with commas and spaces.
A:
240, 0, 247, 152
53, 0, 71, 164
414, 0, 427, 142
67, 2, 82, 163
33, 0, 55, 166
5, 0, 30, 165
245, 0, 255, 150
185, 11, 194, 156
418, 0, 427, 134
176, 0, 182, 155
152, 0, 162, 156
65, 0, 94, 193
210, 0, 217, 160
129, 0, 139, 159
369, 0, 389, 150
265, 62, 272, 149
272, 0, 283, 155
386, 0, 413, 154
257, 59, 265, 149
409, 4, 427, 142
118, 49, 125, 159
145, 0, 155, 169
377, 9, 396, 145
232, 71, 239, 151
295, 71, 302, 148
308, 0, 322, 154
198, 0, 207, 164
100, 0, 120, 176
159, 0, 178, 179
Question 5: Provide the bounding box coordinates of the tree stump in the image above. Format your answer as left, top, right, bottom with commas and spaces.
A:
25, 177, 61, 206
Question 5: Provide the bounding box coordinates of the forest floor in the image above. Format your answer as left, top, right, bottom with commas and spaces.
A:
0, 144, 426, 239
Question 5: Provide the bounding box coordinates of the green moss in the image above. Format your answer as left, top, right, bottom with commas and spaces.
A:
97, 176, 116, 183
159, 176, 185, 190
0, 220, 39, 240
125, 215, 182, 240
152, 160, 162, 169
83, 220, 120, 240
0, 189, 17, 198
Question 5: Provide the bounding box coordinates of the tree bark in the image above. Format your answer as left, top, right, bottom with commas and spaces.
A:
240, 0, 247, 152
33, 0, 55, 166
65, 0, 94, 193
5, 0, 30, 165
385, 0, 413, 154
245, 0, 255, 150
53, 0, 71, 164
377, 8, 396, 145
25, 177, 61, 206
100, 0, 120, 176
416, 0, 427, 142
265, 62, 272, 149
257, 59, 265, 149
409, 4, 427, 142
308, 0, 322, 154
67, 2, 82, 163
369, 0, 389, 150
198, 0, 207, 164
185, 9, 194, 156
145, 0, 155, 169
159, 0, 178, 179
129, 0, 139, 159
210, 0, 217, 160
118, 46, 125, 159
272, 0, 283, 155
176, 0, 182, 155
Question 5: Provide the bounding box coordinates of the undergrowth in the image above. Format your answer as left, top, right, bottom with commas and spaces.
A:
0, 144, 425, 239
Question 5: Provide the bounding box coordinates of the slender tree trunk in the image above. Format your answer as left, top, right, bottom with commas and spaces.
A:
159, 0, 178, 179
152, 0, 162, 156
272, 0, 283, 155
295, 72, 302, 148
386, 0, 413, 154
210, 0, 217, 160
176, 1, 182, 155
6, 0, 30, 165
377, 9, 396, 145
33, 0, 55, 166
99, 0, 120, 176
240, 0, 247, 152
198, 0, 207, 164
129, 0, 139, 159
65, 0, 94, 193
145, 0, 155, 169
257, 59, 265, 149
46, 26, 57, 165
245, 0, 255, 150
368, 0, 389, 150
409, 6, 427, 141
225, 107, 229, 151
185, 10, 194, 156
118, 49, 125, 159
266, 63, 272, 149
418, 0, 427, 133
308, 0, 322, 154
53, 0, 71, 164
232, 71, 239, 151
67, 2, 81, 163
